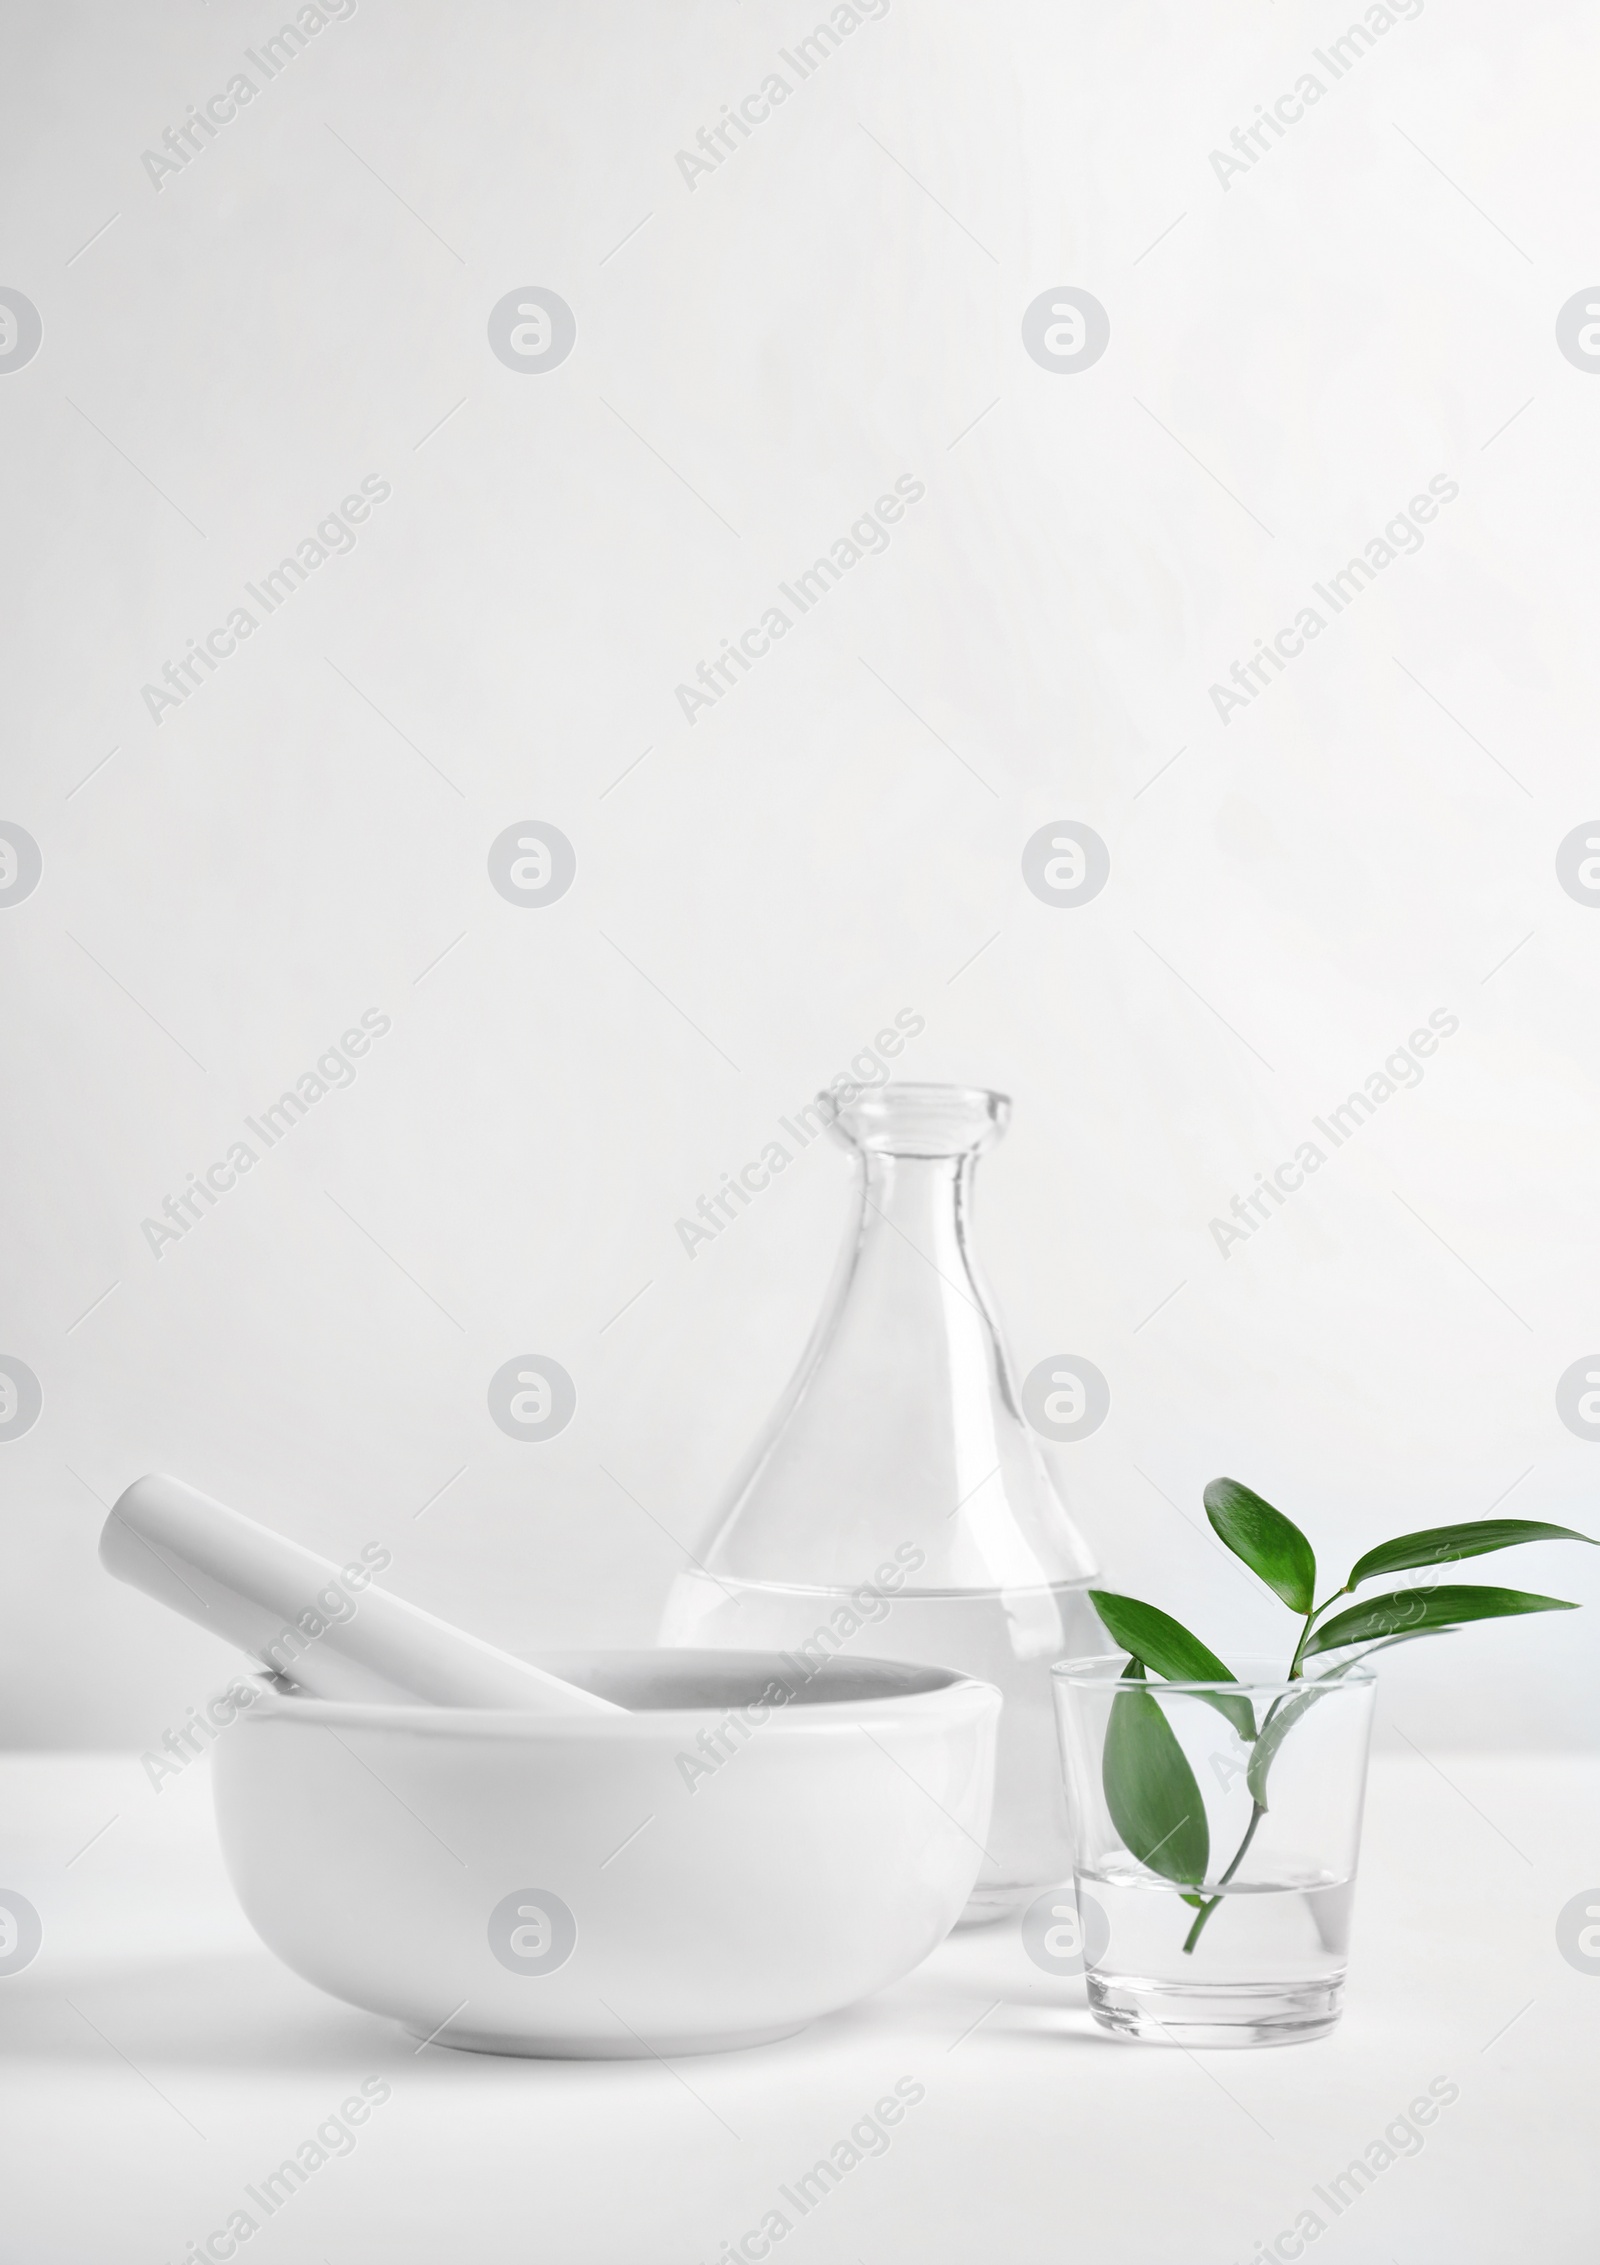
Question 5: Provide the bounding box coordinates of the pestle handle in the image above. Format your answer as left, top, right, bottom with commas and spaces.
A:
101, 1474, 623, 1715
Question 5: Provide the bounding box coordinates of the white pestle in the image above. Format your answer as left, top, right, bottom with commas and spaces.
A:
101, 1474, 623, 1715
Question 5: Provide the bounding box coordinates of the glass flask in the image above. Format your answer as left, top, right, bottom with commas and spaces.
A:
660, 1082, 1101, 1922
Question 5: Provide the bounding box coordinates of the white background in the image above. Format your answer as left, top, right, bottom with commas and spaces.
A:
3, 0, 1599, 1762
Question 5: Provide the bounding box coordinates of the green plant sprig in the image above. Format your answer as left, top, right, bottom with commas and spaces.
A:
1087, 1479, 1592, 1955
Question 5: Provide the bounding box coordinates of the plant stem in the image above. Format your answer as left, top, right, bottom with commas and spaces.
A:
1181, 1801, 1265, 1954
1182, 1590, 1356, 1953
1287, 1585, 1352, 1679
1177, 1580, 1363, 1955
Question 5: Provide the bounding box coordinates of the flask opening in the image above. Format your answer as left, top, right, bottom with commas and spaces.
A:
827, 1082, 1009, 1159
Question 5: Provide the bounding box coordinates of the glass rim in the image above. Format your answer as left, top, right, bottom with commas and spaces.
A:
1051, 1652, 1377, 1695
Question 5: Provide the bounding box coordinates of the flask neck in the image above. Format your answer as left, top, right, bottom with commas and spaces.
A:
851, 1149, 992, 1314
692, 1086, 1099, 1597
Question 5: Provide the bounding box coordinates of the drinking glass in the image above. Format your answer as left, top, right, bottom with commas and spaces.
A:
1052, 1657, 1376, 2045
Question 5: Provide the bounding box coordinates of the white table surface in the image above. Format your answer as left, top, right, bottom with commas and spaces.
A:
1, 1750, 1593, 2264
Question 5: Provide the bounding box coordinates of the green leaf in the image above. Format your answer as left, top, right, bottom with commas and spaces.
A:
1089, 1590, 1255, 1740
1102, 1673, 1210, 1887
1204, 1477, 1317, 1614
1089, 1590, 1237, 1681
1304, 1584, 1578, 1659
1347, 1519, 1595, 1590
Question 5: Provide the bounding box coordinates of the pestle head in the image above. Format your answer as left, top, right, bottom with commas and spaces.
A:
101, 1472, 625, 1715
